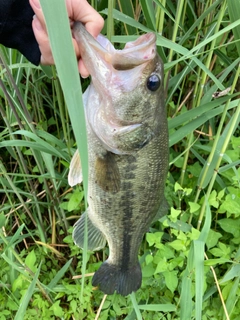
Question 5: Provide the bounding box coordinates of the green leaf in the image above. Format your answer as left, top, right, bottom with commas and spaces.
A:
163, 270, 178, 293
25, 250, 37, 272
170, 207, 182, 220
50, 300, 64, 317
206, 229, 222, 249
218, 218, 240, 237
67, 190, 84, 212
168, 240, 186, 251
219, 194, 240, 217
189, 202, 200, 214
142, 263, 155, 277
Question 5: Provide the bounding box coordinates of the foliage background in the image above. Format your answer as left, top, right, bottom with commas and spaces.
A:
0, 0, 240, 319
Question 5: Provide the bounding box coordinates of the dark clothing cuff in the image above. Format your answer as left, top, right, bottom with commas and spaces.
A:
0, 0, 41, 65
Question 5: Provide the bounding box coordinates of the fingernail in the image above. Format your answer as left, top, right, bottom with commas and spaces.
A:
31, 0, 41, 9
33, 17, 42, 31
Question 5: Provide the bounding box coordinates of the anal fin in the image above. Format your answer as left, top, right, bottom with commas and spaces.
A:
73, 211, 106, 251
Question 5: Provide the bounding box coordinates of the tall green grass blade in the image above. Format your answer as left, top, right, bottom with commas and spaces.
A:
139, 0, 156, 31
0, 139, 68, 159
194, 204, 211, 320
39, 0, 88, 304
14, 265, 41, 320
107, 0, 115, 40
227, 0, 240, 56
48, 259, 73, 290
180, 248, 193, 320
117, 0, 136, 34
153, 0, 175, 25
138, 304, 176, 312
38, 0, 88, 192
0, 130, 69, 159
130, 292, 142, 320
224, 277, 239, 319
221, 265, 240, 283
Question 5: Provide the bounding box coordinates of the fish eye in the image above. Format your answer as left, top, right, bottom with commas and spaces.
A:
147, 74, 161, 92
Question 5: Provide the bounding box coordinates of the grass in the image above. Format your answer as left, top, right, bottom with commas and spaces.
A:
0, 0, 240, 319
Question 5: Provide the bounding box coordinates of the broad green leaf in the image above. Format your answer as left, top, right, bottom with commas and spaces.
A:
163, 270, 178, 293
67, 189, 84, 212
189, 202, 200, 214
25, 250, 37, 272
206, 229, 222, 249
218, 218, 240, 237
50, 300, 64, 317
168, 239, 186, 251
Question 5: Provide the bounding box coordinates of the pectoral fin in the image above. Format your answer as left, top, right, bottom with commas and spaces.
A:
73, 210, 106, 251
95, 151, 120, 193
68, 150, 83, 187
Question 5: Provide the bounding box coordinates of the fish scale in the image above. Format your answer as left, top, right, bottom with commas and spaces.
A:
68, 22, 169, 296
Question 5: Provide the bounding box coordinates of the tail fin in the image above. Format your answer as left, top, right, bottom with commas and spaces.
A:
92, 260, 142, 296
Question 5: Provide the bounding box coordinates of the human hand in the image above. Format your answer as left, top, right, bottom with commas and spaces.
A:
29, 0, 104, 77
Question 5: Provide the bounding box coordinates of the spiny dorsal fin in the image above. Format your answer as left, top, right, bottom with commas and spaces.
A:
95, 151, 120, 193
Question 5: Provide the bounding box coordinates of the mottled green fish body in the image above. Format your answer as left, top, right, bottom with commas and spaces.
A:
68, 22, 169, 296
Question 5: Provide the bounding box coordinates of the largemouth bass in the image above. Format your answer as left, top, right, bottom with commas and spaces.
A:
68, 22, 169, 296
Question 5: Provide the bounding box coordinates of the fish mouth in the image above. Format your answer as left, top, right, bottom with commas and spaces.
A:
72, 22, 157, 90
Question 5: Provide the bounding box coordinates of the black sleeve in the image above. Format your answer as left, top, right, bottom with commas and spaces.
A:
0, 0, 41, 65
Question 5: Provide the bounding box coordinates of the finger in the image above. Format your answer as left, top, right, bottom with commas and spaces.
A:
67, 0, 104, 37
78, 59, 90, 78
32, 16, 53, 65
29, 0, 46, 29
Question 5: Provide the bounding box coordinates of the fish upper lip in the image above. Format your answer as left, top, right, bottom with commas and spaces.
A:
73, 22, 157, 72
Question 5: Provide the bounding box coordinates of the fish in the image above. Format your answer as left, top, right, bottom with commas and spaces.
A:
68, 22, 169, 296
